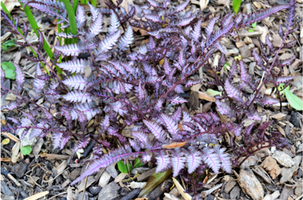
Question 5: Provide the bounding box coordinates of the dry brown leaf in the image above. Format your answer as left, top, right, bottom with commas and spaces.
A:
1, 132, 19, 142
199, 0, 209, 10
40, 153, 69, 160
11, 141, 20, 163
67, 186, 73, 200
197, 91, 216, 102
1, 0, 20, 13
0, 157, 11, 162
260, 157, 282, 179
172, 177, 192, 200
24, 191, 49, 200
132, 26, 148, 36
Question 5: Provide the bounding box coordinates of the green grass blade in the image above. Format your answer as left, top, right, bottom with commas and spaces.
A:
73, 0, 79, 13
90, 0, 97, 7
1, 1, 12, 20
22, 5, 62, 74
61, 0, 78, 44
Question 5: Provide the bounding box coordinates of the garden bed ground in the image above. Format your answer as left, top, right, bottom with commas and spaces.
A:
1, 0, 303, 199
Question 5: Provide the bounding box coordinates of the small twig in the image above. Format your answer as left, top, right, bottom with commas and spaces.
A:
201, 183, 223, 198
48, 191, 67, 200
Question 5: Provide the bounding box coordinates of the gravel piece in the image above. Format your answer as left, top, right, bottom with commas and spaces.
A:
11, 162, 27, 179
97, 182, 120, 200
1, 181, 13, 196
106, 164, 118, 178
120, 188, 142, 200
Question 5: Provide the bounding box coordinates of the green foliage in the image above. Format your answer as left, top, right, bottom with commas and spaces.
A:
62, 0, 78, 44
117, 158, 144, 173
2, 39, 16, 51
1, 1, 12, 20
21, 145, 32, 156
232, 0, 242, 14
278, 84, 303, 111
117, 160, 133, 173
252, 21, 257, 28
138, 169, 172, 197
134, 158, 145, 168
206, 89, 222, 97
1, 61, 16, 80
284, 87, 303, 111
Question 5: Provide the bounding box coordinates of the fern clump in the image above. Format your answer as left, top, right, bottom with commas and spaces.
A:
1, 0, 297, 197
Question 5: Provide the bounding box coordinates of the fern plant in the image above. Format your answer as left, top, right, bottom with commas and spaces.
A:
1, 0, 296, 198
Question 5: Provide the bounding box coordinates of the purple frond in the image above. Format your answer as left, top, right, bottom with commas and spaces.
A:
192, 20, 202, 42
74, 103, 101, 121
206, 22, 233, 49
76, 5, 85, 28
63, 90, 93, 103
1, 102, 20, 111
246, 110, 262, 121
73, 135, 91, 152
141, 152, 152, 163
173, 0, 190, 14
206, 16, 219, 38
258, 97, 279, 105
163, 58, 172, 76
88, 3, 99, 21
132, 131, 152, 148
29, 122, 49, 139
214, 146, 232, 173
241, 4, 290, 27
221, 13, 234, 28
137, 81, 144, 102
155, 99, 164, 111
88, 13, 103, 38
14, 63, 24, 91
98, 30, 121, 53
160, 113, 178, 136
57, 59, 88, 74
225, 79, 244, 103
186, 147, 202, 174
108, 10, 120, 35
28, 3, 67, 23
174, 85, 184, 93
172, 107, 182, 122
202, 147, 220, 173
170, 95, 187, 105
118, 25, 134, 51
173, 15, 195, 26
171, 150, 186, 177
275, 76, 294, 85
101, 114, 110, 131
155, 152, 171, 173
71, 145, 137, 185
252, 49, 264, 69
55, 43, 84, 56
63, 75, 87, 90
185, 80, 201, 87
143, 120, 166, 142
145, 14, 162, 23
146, 0, 161, 7
52, 132, 63, 149
280, 55, 296, 66
232, 125, 242, 137
214, 41, 227, 55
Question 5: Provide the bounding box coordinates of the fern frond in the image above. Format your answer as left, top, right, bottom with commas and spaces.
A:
57, 59, 89, 74
63, 75, 87, 90
118, 25, 134, 51
71, 145, 138, 185
63, 90, 93, 103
